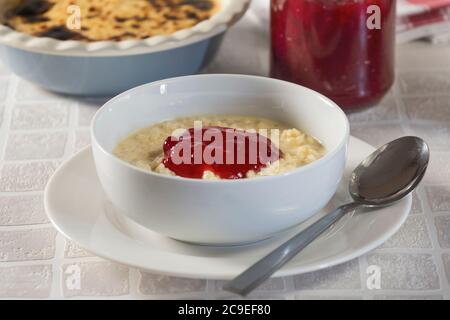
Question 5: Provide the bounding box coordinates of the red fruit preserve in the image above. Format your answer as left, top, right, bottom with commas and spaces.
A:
163, 127, 282, 179
271, 0, 396, 110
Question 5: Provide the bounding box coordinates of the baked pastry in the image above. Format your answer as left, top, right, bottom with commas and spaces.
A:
3, 0, 219, 41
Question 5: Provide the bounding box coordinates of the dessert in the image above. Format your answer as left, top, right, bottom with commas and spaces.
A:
113, 115, 326, 180
3, 0, 219, 41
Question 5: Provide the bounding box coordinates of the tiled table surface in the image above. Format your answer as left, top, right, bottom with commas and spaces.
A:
1, 5, 450, 300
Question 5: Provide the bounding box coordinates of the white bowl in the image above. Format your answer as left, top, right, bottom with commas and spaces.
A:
91, 75, 350, 245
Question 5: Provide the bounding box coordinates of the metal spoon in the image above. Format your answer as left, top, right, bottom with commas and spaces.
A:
223, 136, 429, 296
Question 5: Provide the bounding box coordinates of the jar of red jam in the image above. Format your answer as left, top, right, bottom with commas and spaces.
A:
270, 0, 396, 111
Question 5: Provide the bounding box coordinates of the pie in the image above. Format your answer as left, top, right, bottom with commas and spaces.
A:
3, 0, 219, 41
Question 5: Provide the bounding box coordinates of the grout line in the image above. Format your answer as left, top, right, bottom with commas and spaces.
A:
289, 288, 442, 295
0, 76, 18, 162
0, 190, 43, 196
352, 118, 450, 126
206, 279, 215, 294
50, 233, 65, 299
358, 256, 373, 300
397, 70, 450, 74
48, 98, 79, 299
372, 247, 446, 254
397, 68, 450, 72
1, 159, 63, 164
0, 260, 56, 267
431, 211, 450, 217
422, 183, 450, 188
349, 119, 405, 126
128, 268, 141, 299
5, 128, 73, 134
416, 184, 450, 297
0, 224, 53, 231
280, 288, 442, 297
398, 93, 450, 98
283, 275, 295, 293
392, 78, 410, 124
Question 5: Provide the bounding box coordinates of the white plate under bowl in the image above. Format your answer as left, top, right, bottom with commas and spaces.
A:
44, 136, 411, 280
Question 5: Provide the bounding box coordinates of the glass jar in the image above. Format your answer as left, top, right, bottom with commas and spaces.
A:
270, 0, 396, 111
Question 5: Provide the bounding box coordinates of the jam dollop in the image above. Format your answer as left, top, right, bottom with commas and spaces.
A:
162, 126, 282, 179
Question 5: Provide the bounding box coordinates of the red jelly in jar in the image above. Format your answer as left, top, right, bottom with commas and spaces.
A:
271, 0, 396, 111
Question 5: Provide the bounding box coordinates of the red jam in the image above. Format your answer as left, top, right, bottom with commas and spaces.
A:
162, 126, 282, 179
271, 0, 396, 110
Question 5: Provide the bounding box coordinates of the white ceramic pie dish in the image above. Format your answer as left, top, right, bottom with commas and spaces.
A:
0, 0, 250, 96
91, 74, 350, 245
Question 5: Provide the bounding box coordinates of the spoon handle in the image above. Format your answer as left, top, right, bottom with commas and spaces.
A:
223, 203, 360, 296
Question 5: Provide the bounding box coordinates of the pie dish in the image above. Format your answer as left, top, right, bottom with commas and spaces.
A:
0, 0, 250, 95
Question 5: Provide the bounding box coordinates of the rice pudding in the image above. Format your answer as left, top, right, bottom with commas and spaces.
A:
113, 115, 326, 180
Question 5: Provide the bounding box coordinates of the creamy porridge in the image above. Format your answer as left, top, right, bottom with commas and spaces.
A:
113, 115, 326, 180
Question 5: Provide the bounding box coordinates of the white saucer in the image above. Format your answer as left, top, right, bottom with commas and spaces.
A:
45, 136, 411, 280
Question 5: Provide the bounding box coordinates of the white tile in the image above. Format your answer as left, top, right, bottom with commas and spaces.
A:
435, 215, 450, 249
11, 102, 69, 130
214, 277, 285, 293
77, 99, 105, 127
64, 239, 93, 258
15, 80, 63, 101
139, 272, 206, 295
426, 186, 450, 212
75, 130, 91, 151
380, 215, 432, 249
399, 72, 450, 95
295, 295, 362, 300
423, 153, 450, 184
406, 123, 450, 151
293, 259, 361, 290
366, 253, 439, 290
0, 78, 10, 102
0, 161, 59, 192
403, 97, 450, 122
0, 194, 48, 225
351, 123, 405, 147
348, 93, 399, 122
62, 262, 129, 297
442, 254, 450, 286
5, 132, 67, 160
374, 294, 443, 300
0, 228, 57, 262
0, 265, 52, 298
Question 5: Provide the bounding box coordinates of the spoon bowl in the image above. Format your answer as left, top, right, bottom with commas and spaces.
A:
350, 136, 429, 206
